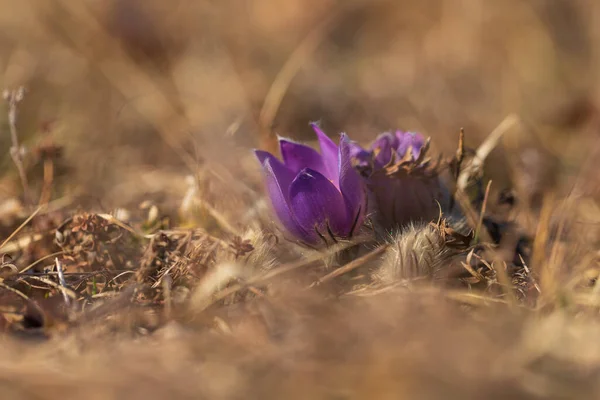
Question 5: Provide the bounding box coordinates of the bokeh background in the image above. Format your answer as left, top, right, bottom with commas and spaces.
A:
0, 0, 599, 210
2, 3, 600, 399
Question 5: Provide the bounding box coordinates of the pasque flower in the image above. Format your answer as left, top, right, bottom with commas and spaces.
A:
254, 123, 366, 246
351, 130, 448, 231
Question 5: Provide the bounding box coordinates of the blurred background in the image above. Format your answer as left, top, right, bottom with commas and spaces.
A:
0, 0, 599, 211
1, 4, 600, 398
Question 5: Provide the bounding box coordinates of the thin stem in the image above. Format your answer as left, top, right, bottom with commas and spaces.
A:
55, 257, 71, 307
4, 87, 33, 206
474, 180, 493, 243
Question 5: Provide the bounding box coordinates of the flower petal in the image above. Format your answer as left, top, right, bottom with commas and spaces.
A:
254, 150, 295, 198
278, 138, 334, 182
371, 132, 397, 167
289, 168, 349, 240
310, 123, 339, 184
395, 131, 425, 159
348, 142, 372, 169
338, 133, 366, 234
254, 149, 278, 166
257, 154, 309, 242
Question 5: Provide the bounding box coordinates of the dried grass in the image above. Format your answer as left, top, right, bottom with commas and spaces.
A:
0, 0, 599, 399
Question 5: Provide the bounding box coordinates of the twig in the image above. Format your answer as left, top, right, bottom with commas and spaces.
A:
474, 180, 492, 242
38, 157, 54, 206
55, 257, 71, 307
452, 189, 493, 244
162, 272, 172, 319
518, 254, 541, 294
0, 281, 46, 319
3, 87, 33, 206
20, 275, 78, 300
451, 116, 520, 245
491, 260, 518, 308
457, 114, 520, 191
105, 270, 136, 287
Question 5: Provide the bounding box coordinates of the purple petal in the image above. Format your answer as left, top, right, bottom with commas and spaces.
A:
370, 133, 397, 167
258, 154, 309, 241
278, 138, 335, 183
348, 142, 372, 169
254, 149, 278, 166
310, 123, 340, 185
409, 133, 426, 158
338, 133, 366, 234
396, 131, 425, 159
288, 168, 349, 239
254, 150, 295, 194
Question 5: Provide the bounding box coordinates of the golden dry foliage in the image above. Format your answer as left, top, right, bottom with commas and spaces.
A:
0, 1, 598, 399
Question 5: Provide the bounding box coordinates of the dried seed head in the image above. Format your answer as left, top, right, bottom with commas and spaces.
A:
373, 221, 467, 283
226, 228, 277, 274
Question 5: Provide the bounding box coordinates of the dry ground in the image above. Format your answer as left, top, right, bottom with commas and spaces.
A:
0, 1, 599, 399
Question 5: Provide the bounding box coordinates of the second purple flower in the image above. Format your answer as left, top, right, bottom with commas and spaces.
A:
350, 130, 449, 232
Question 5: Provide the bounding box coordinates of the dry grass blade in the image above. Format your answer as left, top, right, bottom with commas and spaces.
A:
343, 277, 428, 297
55, 258, 71, 307
36, 0, 199, 172
452, 115, 516, 241
38, 157, 55, 206
190, 239, 366, 312
0, 2, 597, 398
97, 213, 145, 237
162, 272, 172, 319
256, 239, 370, 282
309, 245, 389, 288
0, 234, 45, 255
444, 289, 516, 307
453, 189, 492, 243
18, 251, 65, 275
20, 276, 78, 300
0, 281, 31, 302
194, 199, 240, 236
457, 114, 520, 191
461, 261, 485, 282
491, 260, 518, 308
4, 87, 33, 206
519, 254, 541, 294
257, 1, 366, 150
532, 194, 556, 299
0, 206, 43, 251
0, 281, 46, 321
474, 180, 492, 242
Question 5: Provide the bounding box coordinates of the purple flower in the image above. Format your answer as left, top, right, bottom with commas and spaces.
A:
254, 123, 366, 246
351, 131, 447, 231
